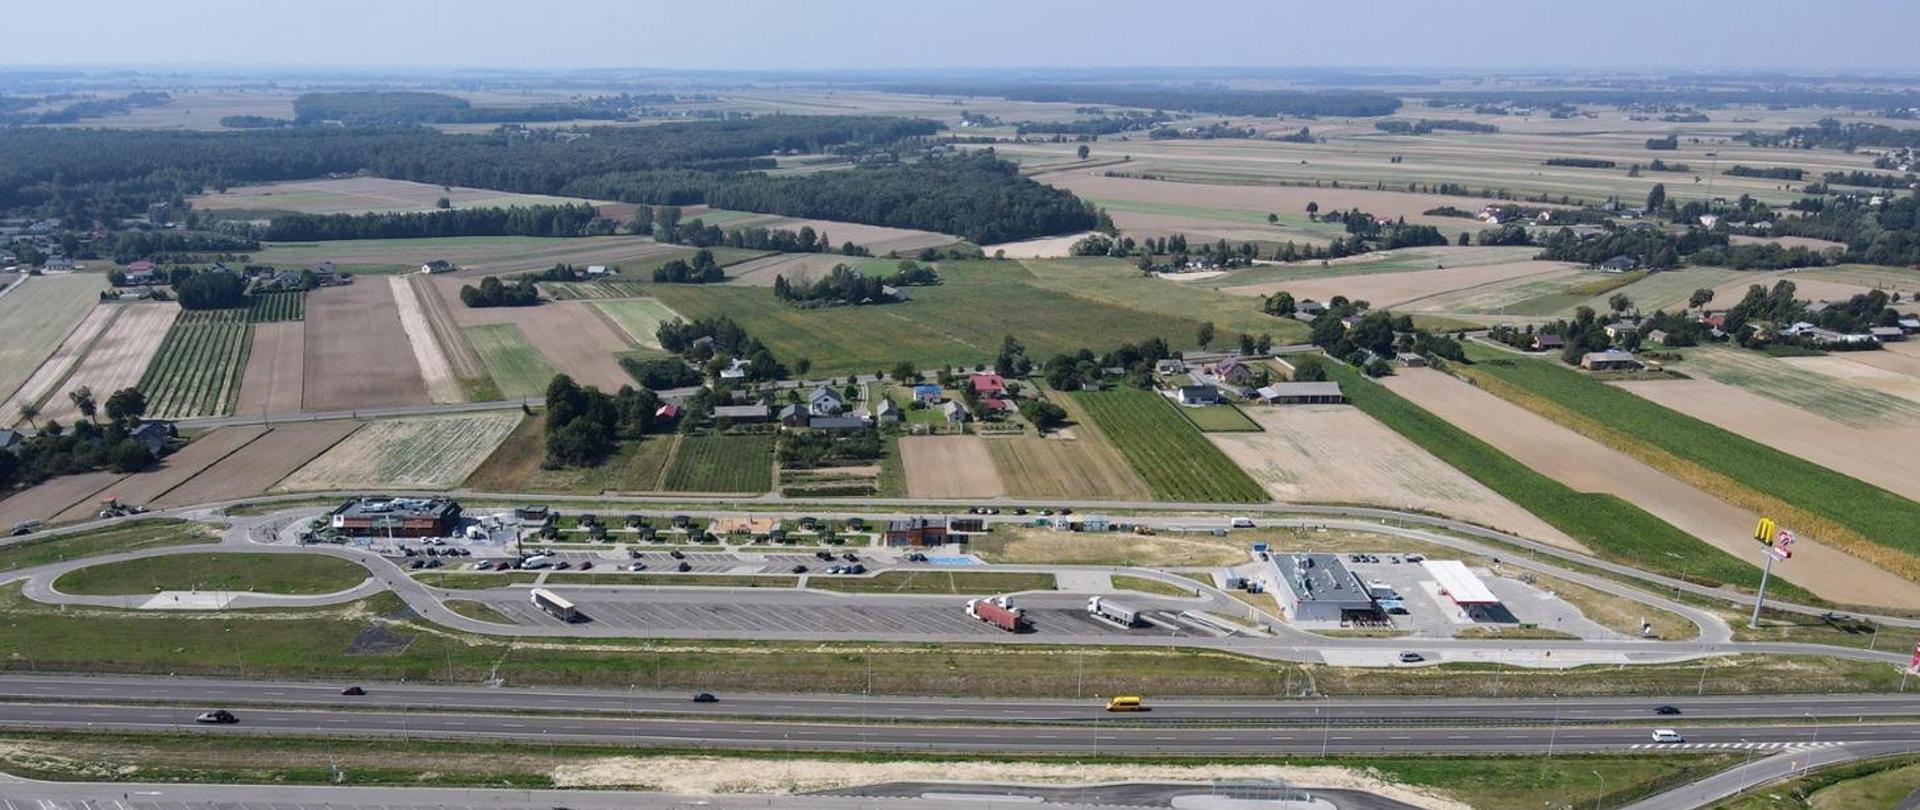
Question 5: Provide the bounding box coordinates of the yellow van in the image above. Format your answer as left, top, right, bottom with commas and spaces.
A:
1105, 695, 1145, 712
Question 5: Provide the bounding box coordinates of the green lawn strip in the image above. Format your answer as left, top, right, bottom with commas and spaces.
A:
544, 573, 798, 588
1072, 387, 1268, 503
661, 434, 775, 493
53, 553, 370, 596
1709, 755, 1920, 809
1110, 574, 1197, 597
412, 572, 540, 589
874, 432, 908, 498
0, 730, 1734, 810
462, 323, 558, 399
443, 600, 514, 624
1462, 344, 1920, 568
1322, 362, 1798, 596
1311, 653, 1901, 698
0, 520, 212, 573
808, 571, 1056, 595
1176, 403, 1263, 432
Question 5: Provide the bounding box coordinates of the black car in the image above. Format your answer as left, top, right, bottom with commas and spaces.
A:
841, 552, 858, 562
194, 709, 238, 724
791, 564, 809, 574
341, 686, 366, 696
1654, 705, 1682, 715
692, 692, 718, 703
676, 561, 691, 572
669, 549, 686, 559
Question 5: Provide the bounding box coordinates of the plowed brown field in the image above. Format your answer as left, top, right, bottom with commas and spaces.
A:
303, 284, 429, 411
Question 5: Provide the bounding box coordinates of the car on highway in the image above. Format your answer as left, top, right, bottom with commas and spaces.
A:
692, 692, 718, 703
194, 709, 238, 724
341, 686, 366, 696
1650, 728, 1685, 743
1654, 705, 1682, 715
1397, 652, 1425, 663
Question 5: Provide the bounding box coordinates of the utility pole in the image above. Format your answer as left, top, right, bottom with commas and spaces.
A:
1748, 550, 1777, 629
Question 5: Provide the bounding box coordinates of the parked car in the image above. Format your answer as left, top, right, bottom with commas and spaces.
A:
676, 561, 691, 572
578, 561, 593, 571
194, 709, 238, 724
669, 550, 686, 560
841, 552, 858, 562
341, 686, 366, 696
791, 565, 809, 574
628, 562, 648, 572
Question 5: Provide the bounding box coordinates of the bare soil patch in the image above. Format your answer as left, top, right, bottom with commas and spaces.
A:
1043, 171, 1501, 230
1615, 377, 1920, 503
232, 321, 305, 415
52, 426, 270, 521
982, 435, 1153, 500
153, 421, 359, 507
0, 471, 123, 529
992, 232, 1100, 259
1729, 234, 1848, 252
435, 277, 632, 392
1209, 405, 1578, 550
0, 304, 116, 427
900, 435, 1006, 498
406, 275, 483, 380
1381, 368, 1920, 607
302, 283, 429, 412
39, 303, 178, 424
387, 277, 461, 404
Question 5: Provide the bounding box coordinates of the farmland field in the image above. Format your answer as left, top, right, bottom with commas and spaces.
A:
254, 235, 687, 278
900, 435, 1005, 498
436, 276, 634, 391
303, 282, 430, 411
187, 177, 603, 217
649, 260, 1228, 378
153, 421, 358, 507
590, 298, 682, 350
388, 276, 462, 403
0, 304, 117, 427
52, 426, 269, 522
231, 322, 304, 415
465, 416, 677, 493
982, 435, 1152, 500
1019, 257, 1309, 342
245, 291, 305, 323
38, 303, 179, 424
660, 434, 775, 493
277, 413, 522, 491
0, 274, 109, 412
1672, 347, 1920, 428
138, 310, 253, 419
1176, 403, 1262, 432
463, 323, 558, 399
1072, 387, 1267, 502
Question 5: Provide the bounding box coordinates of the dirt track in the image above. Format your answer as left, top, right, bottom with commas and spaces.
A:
303, 283, 430, 411
901, 435, 1006, 498
407, 275, 484, 380
152, 421, 358, 507
1209, 404, 1580, 550
389, 277, 462, 403
233, 322, 305, 415
1382, 368, 1920, 609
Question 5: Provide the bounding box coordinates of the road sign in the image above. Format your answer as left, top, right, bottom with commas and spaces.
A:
1753, 517, 1777, 543
1771, 529, 1795, 560
1909, 639, 1920, 673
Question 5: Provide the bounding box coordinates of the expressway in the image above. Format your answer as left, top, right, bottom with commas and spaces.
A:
2, 673, 1918, 727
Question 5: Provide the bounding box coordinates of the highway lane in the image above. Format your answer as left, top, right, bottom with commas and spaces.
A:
0, 701, 1900, 754
4, 674, 1920, 726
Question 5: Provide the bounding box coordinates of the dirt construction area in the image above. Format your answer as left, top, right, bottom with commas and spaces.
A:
1208, 404, 1578, 550
303, 283, 430, 412
152, 421, 359, 507
1381, 368, 1920, 608
38, 303, 179, 424
900, 435, 1006, 498
232, 321, 305, 415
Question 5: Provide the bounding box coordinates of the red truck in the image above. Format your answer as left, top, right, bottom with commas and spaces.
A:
966, 596, 1029, 633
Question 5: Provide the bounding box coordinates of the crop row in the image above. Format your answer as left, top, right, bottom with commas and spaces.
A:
1073, 387, 1268, 503
138, 318, 254, 419
663, 434, 775, 493
246, 291, 306, 323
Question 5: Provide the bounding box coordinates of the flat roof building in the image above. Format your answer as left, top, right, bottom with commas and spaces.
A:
1422, 559, 1499, 605
330, 496, 462, 538
1256, 381, 1345, 405
1267, 552, 1376, 623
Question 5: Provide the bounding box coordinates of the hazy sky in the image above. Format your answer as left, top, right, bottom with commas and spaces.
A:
6, 0, 1917, 73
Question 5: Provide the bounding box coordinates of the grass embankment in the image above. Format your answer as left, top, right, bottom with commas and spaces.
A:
0, 731, 1732, 810
1111, 574, 1198, 597
443, 600, 513, 624
53, 553, 369, 595
1322, 362, 1799, 597
1460, 345, 1920, 582
545, 573, 797, 588
412, 572, 540, 590
1710, 755, 1920, 809
1073, 387, 1268, 502
808, 571, 1056, 595
0, 520, 212, 572
968, 526, 1247, 567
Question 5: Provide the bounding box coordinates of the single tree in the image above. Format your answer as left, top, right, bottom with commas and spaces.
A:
104, 387, 147, 425
435, 196, 451, 209
1266, 213, 1279, 224
1645, 183, 1667, 212
1305, 201, 1320, 221
1196, 321, 1216, 350
1076, 144, 1090, 160
17, 402, 38, 429
1608, 292, 1634, 315
1688, 288, 1715, 309
69, 386, 96, 423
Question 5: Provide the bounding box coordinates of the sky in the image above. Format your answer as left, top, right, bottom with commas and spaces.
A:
4, 0, 1917, 74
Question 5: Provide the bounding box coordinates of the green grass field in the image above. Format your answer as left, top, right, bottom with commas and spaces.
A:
1019, 257, 1308, 343
808, 571, 1056, 595
661, 434, 775, 493
0, 520, 211, 573
1710, 755, 1920, 809
1675, 347, 1920, 427
245, 291, 306, 323
1323, 361, 1799, 596
1463, 346, 1920, 566
590, 298, 681, 348
462, 323, 557, 399
648, 260, 1237, 378
1176, 403, 1263, 432
137, 310, 254, 419
1073, 387, 1268, 502
53, 553, 369, 595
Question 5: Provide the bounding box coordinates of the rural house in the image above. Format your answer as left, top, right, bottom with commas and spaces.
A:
807, 385, 847, 416
1255, 382, 1346, 405
1154, 358, 1187, 375
1531, 333, 1565, 352
912, 383, 943, 404
1210, 357, 1258, 385
130, 421, 174, 454
1598, 255, 1638, 272
1177, 385, 1224, 406
941, 400, 967, 425
0, 429, 20, 454
1396, 352, 1427, 368
1580, 350, 1644, 371
874, 397, 900, 424
654, 403, 680, 424
968, 372, 1006, 396
1295, 299, 1327, 319
1647, 329, 1671, 346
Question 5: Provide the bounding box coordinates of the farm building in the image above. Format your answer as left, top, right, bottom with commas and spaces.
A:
0, 429, 20, 454
1155, 358, 1187, 375
1396, 352, 1427, 368
807, 415, 869, 432
808, 386, 847, 416
874, 398, 900, 424
1598, 255, 1638, 272
941, 400, 968, 424
1177, 385, 1224, 406
1580, 350, 1644, 371
1255, 382, 1345, 405
1268, 553, 1376, 623
420, 260, 453, 274
655, 403, 680, 423
884, 517, 950, 547
912, 383, 944, 404
1210, 358, 1258, 385
1295, 299, 1327, 318
129, 422, 175, 455
969, 372, 1006, 395
778, 404, 810, 428
1531, 334, 1565, 352
1871, 326, 1906, 342
330, 496, 463, 538
712, 404, 769, 423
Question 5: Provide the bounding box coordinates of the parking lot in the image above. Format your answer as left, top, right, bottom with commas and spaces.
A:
1338, 555, 1614, 640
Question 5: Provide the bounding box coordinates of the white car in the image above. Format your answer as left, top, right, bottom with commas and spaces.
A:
1650, 729, 1685, 743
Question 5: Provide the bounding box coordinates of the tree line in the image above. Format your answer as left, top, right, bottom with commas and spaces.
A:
540, 374, 663, 469
291, 91, 640, 126
263, 203, 604, 241
773, 265, 898, 307
460, 276, 541, 308
883, 83, 1402, 117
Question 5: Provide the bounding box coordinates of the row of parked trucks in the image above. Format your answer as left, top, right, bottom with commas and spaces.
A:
965, 595, 1148, 633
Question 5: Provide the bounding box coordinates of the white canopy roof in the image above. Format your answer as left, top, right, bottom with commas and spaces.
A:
1423, 559, 1499, 605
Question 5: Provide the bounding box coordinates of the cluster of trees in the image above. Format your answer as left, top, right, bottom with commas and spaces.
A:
1544, 158, 1616, 169
1645, 135, 1680, 150
1149, 123, 1256, 140
1744, 119, 1920, 151
459, 276, 541, 308
618, 357, 704, 390
290, 91, 645, 126
0, 387, 156, 491
540, 374, 662, 468
1041, 337, 1175, 391
1535, 227, 1729, 269
0, 92, 170, 126
885, 260, 940, 286
773, 265, 899, 307
263, 203, 604, 241
662, 218, 864, 255
1823, 170, 1919, 189
1014, 112, 1168, 136
653, 250, 727, 284
1762, 194, 1920, 267
1724, 165, 1805, 181
1487, 310, 1619, 365
656, 317, 785, 382
175, 271, 249, 310
777, 430, 882, 469
1303, 300, 1464, 375
109, 230, 259, 263
1730, 280, 1902, 335
1374, 119, 1498, 135
883, 84, 1401, 117
1688, 241, 1834, 270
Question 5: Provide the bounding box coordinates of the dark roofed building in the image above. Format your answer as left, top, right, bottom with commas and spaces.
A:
130, 421, 174, 455
330, 496, 463, 538
884, 517, 949, 547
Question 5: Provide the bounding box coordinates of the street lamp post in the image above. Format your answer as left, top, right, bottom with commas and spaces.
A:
1547, 693, 1560, 759
1591, 770, 1605, 810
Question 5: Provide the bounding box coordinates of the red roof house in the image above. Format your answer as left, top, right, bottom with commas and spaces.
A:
969, 373, 1006, 395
